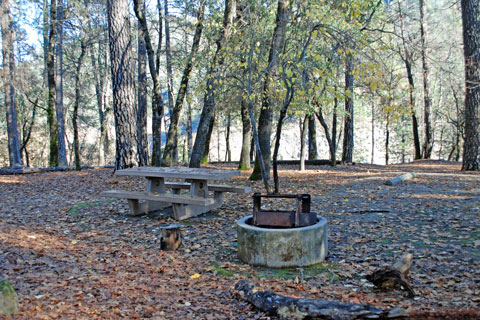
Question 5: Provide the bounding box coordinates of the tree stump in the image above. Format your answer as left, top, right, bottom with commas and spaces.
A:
158, 224, 182, 250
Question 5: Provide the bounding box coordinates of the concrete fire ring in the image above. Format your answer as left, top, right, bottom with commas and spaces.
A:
237, 215, 328, 268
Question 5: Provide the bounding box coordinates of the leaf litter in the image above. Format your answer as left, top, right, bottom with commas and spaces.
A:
0, 160, 479, 319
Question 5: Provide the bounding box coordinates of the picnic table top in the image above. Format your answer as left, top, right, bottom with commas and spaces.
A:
115, 166, 241, 181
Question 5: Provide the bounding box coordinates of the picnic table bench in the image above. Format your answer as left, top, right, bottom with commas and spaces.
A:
101, 167, 251, 220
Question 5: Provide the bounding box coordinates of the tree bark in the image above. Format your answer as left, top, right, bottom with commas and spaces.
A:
371, 100, 375, 164
137, 5, 149, 166
202, 114, 215, 165
405, 58, 422, 161
239, 99, 252, 170
73, 40, 87, 171
42, 0, 49, 84
133, 0, 165, 167
251, 0, 289, 180
449, 87, 462, 162
308, 114, 317, 160
107, 0, 139, 169
397, 2, 421, 161
342, 54, 354, 163
1, 0, 22, 168
272, 83, 293, 194
189, 0, 236, 168
90, 30, 110, 166
461, 0, 480, 170
163, 0, 178, 163
419, 0, 433, 159
47, 0, 58, 167
21, 96, 38, 167
186, 99, 193, 160
299, 115, 308, 171
163, 0, 206, 166
225, 114, 232, 162
385, 114, 390, 165
55, 0, 67, 166
316, 107, 335, 167
332, 82, 338, 166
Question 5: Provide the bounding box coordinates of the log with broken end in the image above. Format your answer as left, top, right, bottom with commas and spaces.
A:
385, 172, 416, 186
235, 279, 408, 320
366, 253, 415, 298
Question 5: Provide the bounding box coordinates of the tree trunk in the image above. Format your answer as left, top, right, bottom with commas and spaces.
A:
308, 114, 317, 160
371, 100, 375, 164
163, 0, 206, 166
332, 82, 338, 166
189, 0, 236, 168
90, 31, 109, 166
272, 84, 293, 194
405, 58, 422, 161
133, 0, 165, 167
450, 88, 462, 162
239, 99, 252, 170
55, 0, 67, 166
21, 96, 38, 167
461, 0, 480, 170
1, 0, 22, 168
163, 0, 177, 163
42, 0, 49, 84
225, 114, 232, 162
202, 114, 215, 165
342, 54, 354, 163
47, 0, 58, 167
251, 0, 289, 180
245, 32, 270, 193
137, 8, 149, 166
385, 114, 390, 165
299, 115, 308, 171
419, 0, 433, 159
107, 0, 139, 169
73, 40, 87, 171
398, 2, 422, 161
315, 104, 335, 166
186, 99, 193, 160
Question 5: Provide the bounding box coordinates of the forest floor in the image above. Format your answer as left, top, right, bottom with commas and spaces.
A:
0, 160, 479, 319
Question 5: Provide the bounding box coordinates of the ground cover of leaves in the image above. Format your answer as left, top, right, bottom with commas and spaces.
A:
0, 160, 479, 319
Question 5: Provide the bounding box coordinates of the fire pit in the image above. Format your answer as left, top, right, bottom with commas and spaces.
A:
237, 194, 328, 268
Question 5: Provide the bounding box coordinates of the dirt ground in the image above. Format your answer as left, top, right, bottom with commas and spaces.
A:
0, 160, 479, 319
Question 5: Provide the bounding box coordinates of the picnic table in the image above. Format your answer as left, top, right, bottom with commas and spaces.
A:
101, 166, 251, 220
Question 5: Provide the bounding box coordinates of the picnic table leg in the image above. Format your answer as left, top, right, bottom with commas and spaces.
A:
130, 177, 169, 214
189, 180, 208, 197
211, 191, 224, 210
172, 179, 211, 220
127, 199, 147, 216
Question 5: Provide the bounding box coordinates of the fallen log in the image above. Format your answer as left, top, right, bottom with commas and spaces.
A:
385, 172, 416, 186
235, 279, 407, 320
0, 166, 95, 175
366, 253, 415, 298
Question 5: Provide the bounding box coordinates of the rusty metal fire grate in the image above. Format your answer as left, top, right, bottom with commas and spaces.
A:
252, 193, 317, 228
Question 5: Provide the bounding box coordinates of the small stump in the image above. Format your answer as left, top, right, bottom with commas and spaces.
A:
157, 224, 182, 250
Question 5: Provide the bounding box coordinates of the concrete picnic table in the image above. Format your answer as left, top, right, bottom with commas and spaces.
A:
102, 166, 251, 220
